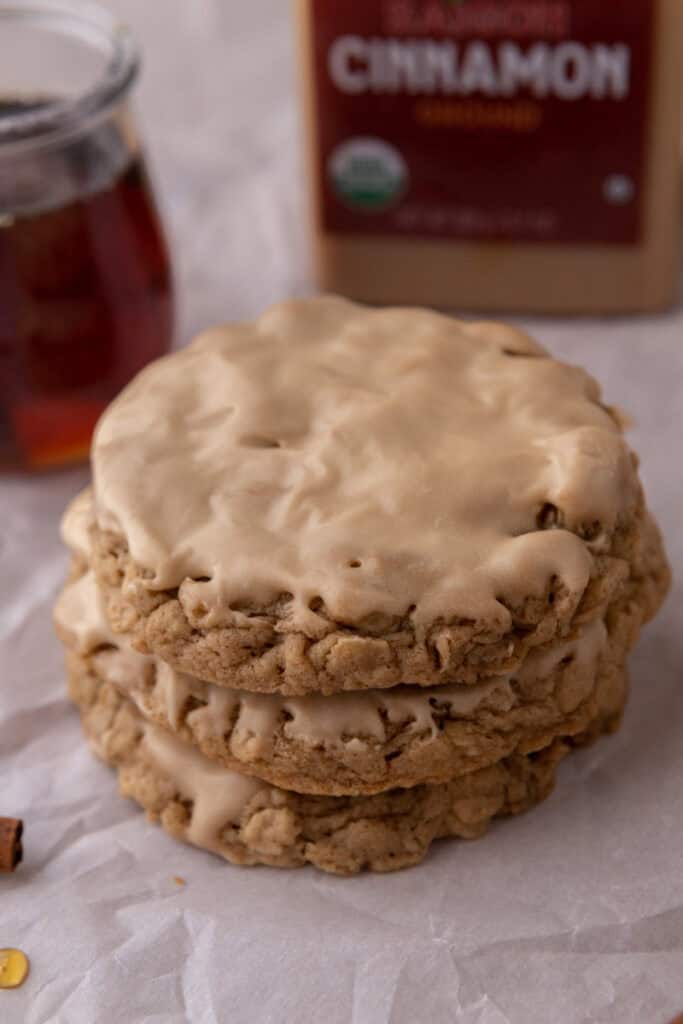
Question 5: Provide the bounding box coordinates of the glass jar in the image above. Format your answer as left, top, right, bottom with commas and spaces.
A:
0, 0, 174, 470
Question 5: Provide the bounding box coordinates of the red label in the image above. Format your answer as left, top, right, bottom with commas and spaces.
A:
309, 0, 654, 244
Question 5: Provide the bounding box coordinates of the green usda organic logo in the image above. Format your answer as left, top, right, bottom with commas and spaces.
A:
328, 137, 408, 213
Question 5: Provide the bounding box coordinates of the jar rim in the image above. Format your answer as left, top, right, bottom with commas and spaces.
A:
0, 0, 138, 148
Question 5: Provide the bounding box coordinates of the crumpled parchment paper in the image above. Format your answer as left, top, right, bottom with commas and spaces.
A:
2, 2, 682, 1021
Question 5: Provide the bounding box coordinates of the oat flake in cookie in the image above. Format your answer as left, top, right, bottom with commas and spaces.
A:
89, 296, 664, 696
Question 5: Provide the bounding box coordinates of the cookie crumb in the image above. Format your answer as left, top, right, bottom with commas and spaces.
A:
172, 875, 186, 886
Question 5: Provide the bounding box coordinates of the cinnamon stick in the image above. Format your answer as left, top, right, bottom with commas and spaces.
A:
0, 818, 23, 872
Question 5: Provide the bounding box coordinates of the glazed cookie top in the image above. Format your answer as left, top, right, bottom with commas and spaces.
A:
91, 296, 637, 629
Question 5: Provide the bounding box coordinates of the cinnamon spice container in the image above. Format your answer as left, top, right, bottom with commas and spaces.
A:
295, 0, 683, 313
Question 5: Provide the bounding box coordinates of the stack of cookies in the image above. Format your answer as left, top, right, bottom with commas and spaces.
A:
54, 297, 669, 874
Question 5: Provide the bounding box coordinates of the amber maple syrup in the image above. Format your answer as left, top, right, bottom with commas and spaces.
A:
0, 97, 173, 470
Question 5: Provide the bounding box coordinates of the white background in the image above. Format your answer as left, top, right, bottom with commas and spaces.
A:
2, 3, 683, 1022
